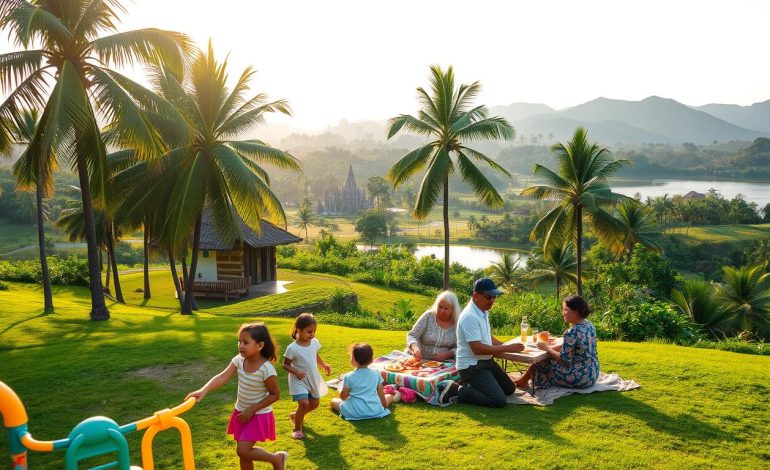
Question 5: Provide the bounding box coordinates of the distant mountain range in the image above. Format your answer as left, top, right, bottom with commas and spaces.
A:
261, 96, 770, 148
491, 96, 770, 145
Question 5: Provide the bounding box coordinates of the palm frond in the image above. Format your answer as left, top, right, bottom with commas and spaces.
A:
456, 152, 504, 208
226, 140, 301, 172
386, 143, 435, 187
413, 148, 451, 218
90, 28, 194, 76
387, 114, 435, 138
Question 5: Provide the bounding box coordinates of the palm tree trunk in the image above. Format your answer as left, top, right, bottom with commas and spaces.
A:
181, 252, 189, 288
107, 226, 124, 303
36, 170, 53, 312
104, 249, 111, 294
576, 204, 583, 296
169, 252, 185, 310
443, 175, 450, 291
183, 216, 202, 314
76, 158, 109, 320
143, 226, 151, 299
556, 278, 561, 300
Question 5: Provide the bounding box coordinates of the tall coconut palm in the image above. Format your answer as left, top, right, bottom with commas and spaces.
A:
0, 0, 193, 320
528, 242, 578, 299
612, 199, 662, 262
386, 65, 514, 289
671, 279, 730, 339
716, 264, 770, 339
521, 127, 629, 295
128, 44, 302, 314
2, 109, 54, 311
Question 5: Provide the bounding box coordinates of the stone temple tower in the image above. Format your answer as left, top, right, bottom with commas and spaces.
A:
320, 165, 373, 215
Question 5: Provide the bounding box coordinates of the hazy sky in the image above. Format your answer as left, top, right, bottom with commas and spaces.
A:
4, 0, 770, 129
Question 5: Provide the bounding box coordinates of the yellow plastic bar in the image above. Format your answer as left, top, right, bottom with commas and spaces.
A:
140, 416, 195, 470
20, 434, 54, 452
134, 398, 196, 431
0, 381, 28, 427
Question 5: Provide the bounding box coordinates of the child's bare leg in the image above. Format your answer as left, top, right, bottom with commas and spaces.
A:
307, 397, 320, 413
236, 441, 284, 469
330, 397, 343, 412
384, 393, 394, 407
293, 398, 309, 431
238, 456, 254, 470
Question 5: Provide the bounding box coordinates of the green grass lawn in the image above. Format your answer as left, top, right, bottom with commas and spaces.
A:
0, 219, 67, 255
669, 223, 770, 243
1, 282, 769, 468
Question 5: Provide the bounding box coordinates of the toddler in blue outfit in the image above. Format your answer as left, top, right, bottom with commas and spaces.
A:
331, 343, 395, 420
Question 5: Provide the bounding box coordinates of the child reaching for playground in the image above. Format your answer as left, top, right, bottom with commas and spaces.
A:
282, 313, 331, 439
331, 343, 395, 420
186, 323, 288, 470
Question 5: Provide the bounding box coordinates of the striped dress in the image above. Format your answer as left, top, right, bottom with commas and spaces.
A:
231, 355, 277, 413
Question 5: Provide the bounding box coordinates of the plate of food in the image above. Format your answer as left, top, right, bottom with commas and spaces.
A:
400, 357, 422, 370
384, 362, 405, 372
421, 360, 442, 368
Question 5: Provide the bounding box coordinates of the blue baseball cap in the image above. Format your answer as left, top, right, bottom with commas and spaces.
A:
473, 277, 503, 296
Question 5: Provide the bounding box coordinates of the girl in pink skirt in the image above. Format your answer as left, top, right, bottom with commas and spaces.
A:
187, 323, 288, 469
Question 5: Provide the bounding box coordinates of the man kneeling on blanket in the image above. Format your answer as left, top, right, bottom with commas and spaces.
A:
438, 278, 525, 407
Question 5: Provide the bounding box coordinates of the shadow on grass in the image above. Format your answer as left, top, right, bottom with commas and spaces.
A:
451, 389, 737, 445
346, 412, 407, 450
302, 427, 348, 469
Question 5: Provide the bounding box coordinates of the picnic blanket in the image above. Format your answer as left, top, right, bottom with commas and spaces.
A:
506, 372, 640, 406
325, 350, 461, 403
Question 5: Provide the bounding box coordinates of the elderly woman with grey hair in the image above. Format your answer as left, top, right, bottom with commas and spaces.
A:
406, 290, 461, 361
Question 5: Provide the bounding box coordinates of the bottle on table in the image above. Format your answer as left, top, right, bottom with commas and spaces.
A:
520, 316, 529, 344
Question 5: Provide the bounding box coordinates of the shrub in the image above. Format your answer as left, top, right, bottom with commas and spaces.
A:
0, 280, 7, 290
0, 256, 89, 286
491, 292, 566, 335
597, 298, 702, 343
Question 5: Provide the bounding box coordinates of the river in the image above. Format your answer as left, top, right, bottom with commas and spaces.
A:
611, 179, 770, 207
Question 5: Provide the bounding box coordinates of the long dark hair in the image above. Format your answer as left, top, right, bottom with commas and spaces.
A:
292, 312, 318, 339
239, 322, 277, 361
564, 294, 591, 318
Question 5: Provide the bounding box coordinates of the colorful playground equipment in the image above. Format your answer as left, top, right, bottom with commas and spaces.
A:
1, 380, 197, 469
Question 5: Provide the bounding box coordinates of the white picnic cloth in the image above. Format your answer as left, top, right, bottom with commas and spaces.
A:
506, 372, 640, 406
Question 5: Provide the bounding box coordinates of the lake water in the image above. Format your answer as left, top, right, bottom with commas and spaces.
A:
413, 245, 528, 271
612, 179, 770, 207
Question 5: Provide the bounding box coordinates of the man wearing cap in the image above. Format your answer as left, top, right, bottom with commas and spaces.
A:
438, 277, 525, 407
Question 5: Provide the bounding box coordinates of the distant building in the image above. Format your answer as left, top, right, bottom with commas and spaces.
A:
318, 165, 373, 215
185, 209, 301, 300
682, 191, 706, 200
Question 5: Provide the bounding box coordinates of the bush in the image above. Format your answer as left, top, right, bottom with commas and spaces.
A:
491, 292, 566, 335
596, 298, 702, 343
0, 256, 89, 286
0, 280, 7, 290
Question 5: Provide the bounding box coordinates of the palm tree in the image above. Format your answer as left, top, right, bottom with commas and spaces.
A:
56, 187, 125, 303
367, 176, 390, 213
716, 264, 770, 339
466, 215, 478, 235
132, 44, 301, 314
521, 127, 629, 295
489, 253, 525, 292
671, 279, 730, 339
528, 242, 578, 299
2, 109, 54, 311
651, 194, 673, 230
0, 0, 192, 320
386, 65, 514, 289
612, 199, 662, 262
296, 201, 315, 243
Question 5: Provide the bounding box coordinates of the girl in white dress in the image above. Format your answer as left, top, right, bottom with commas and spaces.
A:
282, 313, 331, 439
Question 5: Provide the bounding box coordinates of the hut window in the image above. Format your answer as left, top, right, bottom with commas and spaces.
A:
203, 250, 209, 258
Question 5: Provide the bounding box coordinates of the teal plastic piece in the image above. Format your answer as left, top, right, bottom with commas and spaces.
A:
63, 417, 132, 470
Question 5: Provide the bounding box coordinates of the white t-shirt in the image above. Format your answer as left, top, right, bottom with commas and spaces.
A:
455, 301, 493, 370
284, 338, 328, 398
231, 355, 277, 413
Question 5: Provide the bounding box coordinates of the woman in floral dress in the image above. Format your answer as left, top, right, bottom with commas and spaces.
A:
515, 294, 599, 389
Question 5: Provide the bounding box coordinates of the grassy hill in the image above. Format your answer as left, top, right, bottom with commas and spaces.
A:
1, 277, 769, 468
